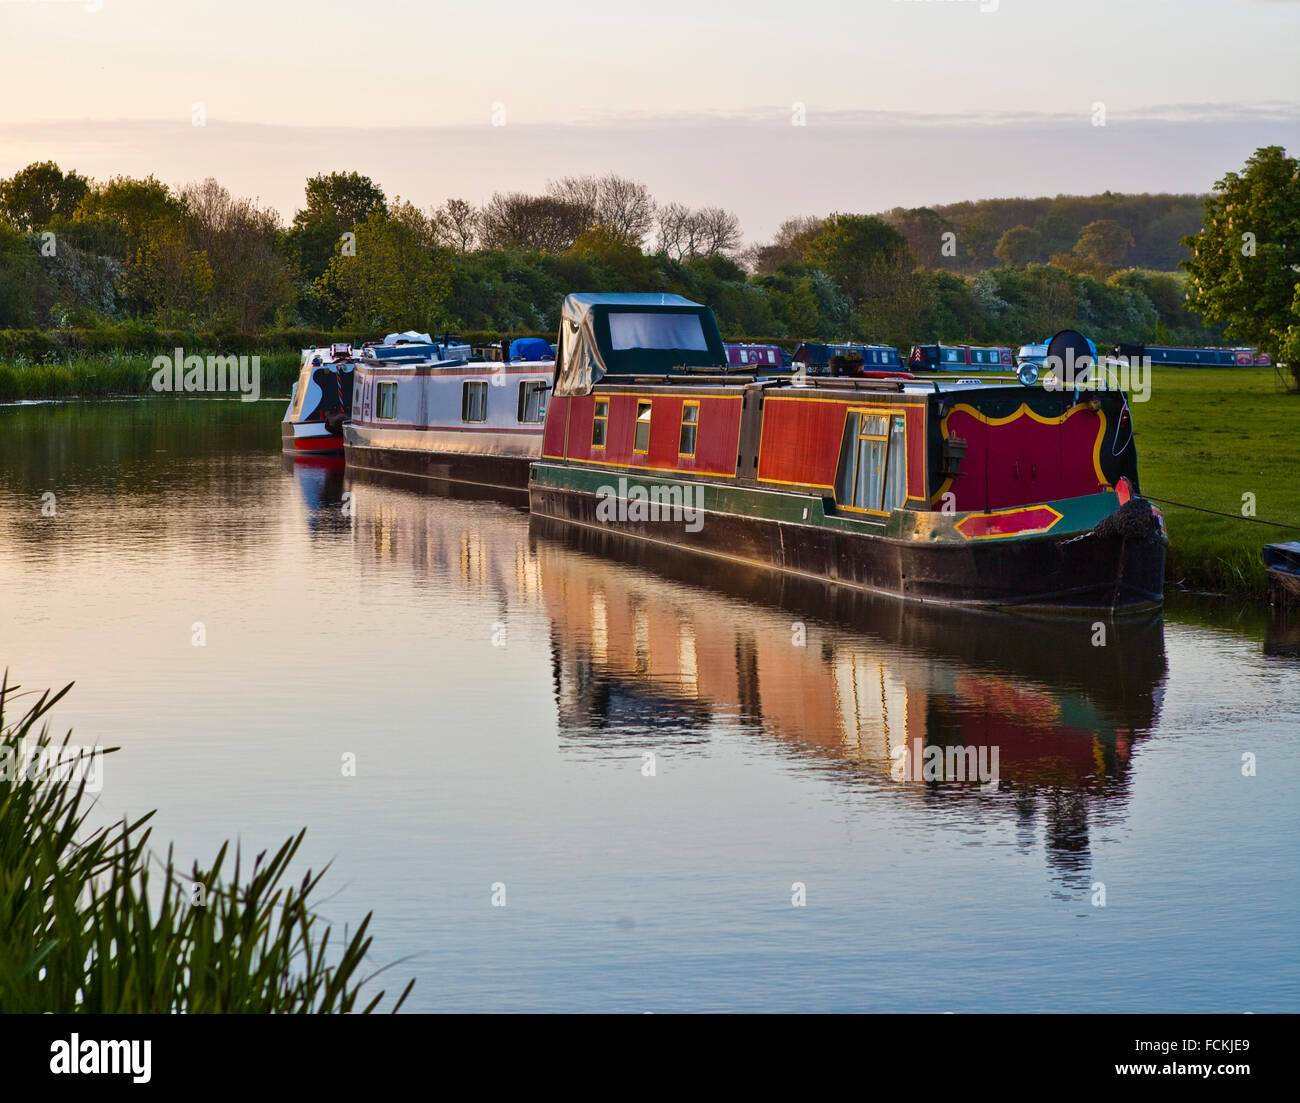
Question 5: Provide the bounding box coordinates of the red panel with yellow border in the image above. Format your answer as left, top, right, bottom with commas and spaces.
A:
937, 403, 1108, 512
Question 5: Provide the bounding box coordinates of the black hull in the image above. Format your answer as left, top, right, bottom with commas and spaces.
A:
345, 445, 534, 495
528, 483, 1166, 615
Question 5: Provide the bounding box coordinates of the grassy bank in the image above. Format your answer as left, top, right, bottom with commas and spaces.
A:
0, 678, 413, 1012
1131, 366, 1299, 597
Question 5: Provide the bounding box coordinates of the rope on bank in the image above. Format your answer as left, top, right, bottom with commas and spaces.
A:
1144, 495, 1300, 531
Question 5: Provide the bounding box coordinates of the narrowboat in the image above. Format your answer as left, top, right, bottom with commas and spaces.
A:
282, 343, 358, 455
344, 334, 554, 493
1112, 343, 1271, 368
529, 294, 1167, 613
794, 341, 903, 374
724, 342, 787, 371
909, 342, 1014, 372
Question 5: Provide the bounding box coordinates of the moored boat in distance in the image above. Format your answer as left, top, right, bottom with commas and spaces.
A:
530, 293, 1167, 613
282, 342, 358, 455
344, 333, 553, 493
795, 341, 903, 374
909, 342, 1014, 372
1112, 343, 1271, 368
724, 342, 787, 371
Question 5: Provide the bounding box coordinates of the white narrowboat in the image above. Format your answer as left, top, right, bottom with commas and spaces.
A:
345, 340, 554, 493
282, 342, 358, 455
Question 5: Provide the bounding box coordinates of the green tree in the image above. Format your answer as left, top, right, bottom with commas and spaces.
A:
0, 161, 89, 230
287, 172, 388, 282
312, 201, 451, 331
70, 175, 182, 259
801, 213, 914, 306
0, 222, 39, 325
1073, 219, 1134, 267
1182, 145, 1300, 359
123, 223, 214, 324
994, 225, 1043, 267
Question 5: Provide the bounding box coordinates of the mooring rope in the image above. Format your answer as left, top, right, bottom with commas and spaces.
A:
1143, 495, 1300, 531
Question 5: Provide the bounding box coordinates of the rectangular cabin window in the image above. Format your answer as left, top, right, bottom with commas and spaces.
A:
591, 398, 609, 448
942, 348, 962, 364
633, 400, 652, 453
376, 381, 398, 421
517, 380, 548, 423
834, 409, 908, 515
678, 401, 700, 457
462, 380, 488, 422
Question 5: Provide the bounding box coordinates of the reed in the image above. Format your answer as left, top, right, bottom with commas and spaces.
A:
0, 676, 414, 1013
0, 352, 302, 402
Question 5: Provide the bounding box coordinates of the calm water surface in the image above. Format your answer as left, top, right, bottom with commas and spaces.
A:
1, 399, 1296, 1012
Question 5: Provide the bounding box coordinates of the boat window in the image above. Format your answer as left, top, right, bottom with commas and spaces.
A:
943, 349, 962, 363
462, 381, 488, 422
376, 381, 398, 420
592, 398, 609, 448
679, 401, 699, 457
634, 400, 652, 453
517, 381, 548, 423
834, 409, 908, 514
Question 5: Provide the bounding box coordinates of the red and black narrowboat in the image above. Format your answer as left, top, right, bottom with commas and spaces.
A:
529, 294, 1167, 614
908, 342, 1014, 372
282, 343, 358, 455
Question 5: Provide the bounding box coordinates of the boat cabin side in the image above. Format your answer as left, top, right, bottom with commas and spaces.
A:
542, 378, 1140, 519
909, 343, 1013, 372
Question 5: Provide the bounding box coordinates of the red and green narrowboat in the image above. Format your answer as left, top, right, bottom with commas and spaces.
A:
528, 294, 1167, 614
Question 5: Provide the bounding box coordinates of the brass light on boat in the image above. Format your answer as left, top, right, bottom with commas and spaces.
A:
941, 436, 967, 477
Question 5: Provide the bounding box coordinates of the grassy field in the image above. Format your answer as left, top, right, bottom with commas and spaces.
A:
1, 355, 1295, 597
1130, 366, 1299, 596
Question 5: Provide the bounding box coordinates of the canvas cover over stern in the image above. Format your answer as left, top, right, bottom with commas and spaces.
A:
552, 293, 728, 396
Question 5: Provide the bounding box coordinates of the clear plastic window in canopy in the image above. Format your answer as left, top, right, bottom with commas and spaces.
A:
608, 312, 711, 352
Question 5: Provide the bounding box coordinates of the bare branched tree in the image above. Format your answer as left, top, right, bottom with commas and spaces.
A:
479, 192, 594, 252
180, 178, 289, 330
549, 173, 657, 245
742, 215, 825, 273
655, 202, 743, 261
432, 198, 481, 251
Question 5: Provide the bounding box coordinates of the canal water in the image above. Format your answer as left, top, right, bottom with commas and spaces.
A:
1, 399, 1296, 1012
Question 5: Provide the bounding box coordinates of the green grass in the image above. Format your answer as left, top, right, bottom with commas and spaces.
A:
0, 351, 302, 402
0, 677, 414, 1012
1128, 366, 1299, 597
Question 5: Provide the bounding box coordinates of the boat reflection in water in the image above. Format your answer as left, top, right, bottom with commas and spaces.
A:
344, 469, 1168, 896
283, 453, 351, 537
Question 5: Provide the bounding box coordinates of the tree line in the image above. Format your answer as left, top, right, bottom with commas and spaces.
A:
2, 155, 1291, 356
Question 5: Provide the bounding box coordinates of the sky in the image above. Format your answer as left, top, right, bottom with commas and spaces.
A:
1, 0, 1297, 241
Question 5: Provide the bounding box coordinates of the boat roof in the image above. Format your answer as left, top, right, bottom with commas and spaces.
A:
554, 292, 728, 396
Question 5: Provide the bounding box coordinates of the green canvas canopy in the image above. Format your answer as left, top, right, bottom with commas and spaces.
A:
552, 293, 728, 397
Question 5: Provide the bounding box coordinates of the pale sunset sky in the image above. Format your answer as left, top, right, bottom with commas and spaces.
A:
1, 0, 1297, 240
